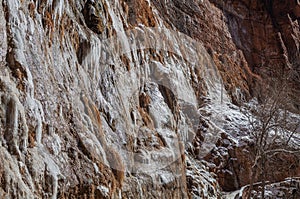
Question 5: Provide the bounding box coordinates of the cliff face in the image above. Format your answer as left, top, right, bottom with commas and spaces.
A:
215, 0, 300, 109
153, 0, 300, 108
0, 0, 299, 198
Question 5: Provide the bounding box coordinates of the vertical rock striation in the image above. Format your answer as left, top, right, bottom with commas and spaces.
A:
0, 0, 299, 198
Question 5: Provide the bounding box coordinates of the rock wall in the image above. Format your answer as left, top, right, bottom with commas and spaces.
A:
0, 0, 220, 198
0, 0, 299, 198
211, 0, 300, 109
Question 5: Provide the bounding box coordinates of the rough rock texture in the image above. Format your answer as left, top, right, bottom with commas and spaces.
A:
153, 0, 300, 109
204, 132, 300, 192
0, 0, 299, 198
152, 0, 255, 105
211, 0, 300, 109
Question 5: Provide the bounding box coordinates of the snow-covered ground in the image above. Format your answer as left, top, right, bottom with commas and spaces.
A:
222, 178, 300, 199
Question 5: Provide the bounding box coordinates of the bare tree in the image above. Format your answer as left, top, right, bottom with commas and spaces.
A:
242, 80, 300, 199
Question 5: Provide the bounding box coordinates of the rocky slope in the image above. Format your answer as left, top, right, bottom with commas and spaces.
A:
0, 0, 299, 198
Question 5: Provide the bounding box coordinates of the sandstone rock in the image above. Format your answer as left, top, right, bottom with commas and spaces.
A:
0, 0, 299, 198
